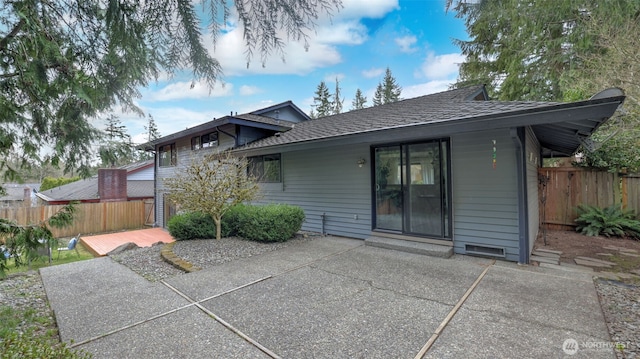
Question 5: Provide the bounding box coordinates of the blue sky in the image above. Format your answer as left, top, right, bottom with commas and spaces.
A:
111, 0, 468, 145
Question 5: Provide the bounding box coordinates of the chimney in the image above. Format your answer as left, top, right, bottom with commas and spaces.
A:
23, 187, 31, 207
98, 169, 128, 202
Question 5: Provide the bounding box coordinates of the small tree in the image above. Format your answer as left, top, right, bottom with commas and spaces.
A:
332, 77, 344, 115
351, 88, 367, 110
164, 151, 260, 240
311, 81, 333, 118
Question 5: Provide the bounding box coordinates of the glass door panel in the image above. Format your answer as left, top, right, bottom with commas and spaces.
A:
374, 146, 403, 231
406, 142, 443, 237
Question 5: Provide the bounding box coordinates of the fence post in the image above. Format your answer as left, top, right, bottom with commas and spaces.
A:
622, 176, 628, 209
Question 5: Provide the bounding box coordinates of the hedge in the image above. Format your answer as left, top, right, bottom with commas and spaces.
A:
235, 204, 305, 242
167, 212, 217, 240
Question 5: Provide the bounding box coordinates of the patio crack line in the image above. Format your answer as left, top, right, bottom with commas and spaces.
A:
161, 280, 282, 359
453, 305, 605, 339
308, 265, 458, 308
414, 259, 495, 359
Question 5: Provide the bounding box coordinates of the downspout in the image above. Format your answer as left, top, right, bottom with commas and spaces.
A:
216, 126, 238, 147
510, 127, 529, 264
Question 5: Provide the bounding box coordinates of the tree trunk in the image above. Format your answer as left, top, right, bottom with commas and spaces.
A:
214, 216, 222, 240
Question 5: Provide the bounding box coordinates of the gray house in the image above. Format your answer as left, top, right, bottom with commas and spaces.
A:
148, 85, 623, 263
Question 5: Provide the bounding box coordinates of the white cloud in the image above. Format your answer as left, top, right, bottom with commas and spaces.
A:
417, 52, 465, 80
324, 73, 346, 83
144, 81, 233, 102
316, 20, 368, 45
395, 35, 417, 53
403, 80, 454, 99
337, 0, 400, 19
209, 24, 342, 76
362, 67, 384, 78
239, 85, 262, 96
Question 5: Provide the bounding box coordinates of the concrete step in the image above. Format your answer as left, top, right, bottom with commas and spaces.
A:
530, 254, 559, 265
365, 236, 453, 258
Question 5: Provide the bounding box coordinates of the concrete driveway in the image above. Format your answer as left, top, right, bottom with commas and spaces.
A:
40, 237, 614, 358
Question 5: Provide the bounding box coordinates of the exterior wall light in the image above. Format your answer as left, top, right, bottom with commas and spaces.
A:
357, 158, 366, 168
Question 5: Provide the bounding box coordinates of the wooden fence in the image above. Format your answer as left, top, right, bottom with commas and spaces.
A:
538, 167, 640, 230
0, 201, 148, 238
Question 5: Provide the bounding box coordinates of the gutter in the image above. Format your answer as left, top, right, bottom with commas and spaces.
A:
511, 127, 529, 264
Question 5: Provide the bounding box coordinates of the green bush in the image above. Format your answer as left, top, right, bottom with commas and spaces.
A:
575, 204, 640, 239
236, 204, 305, 242
221, 204, 246, 237
167, 212, 217, 240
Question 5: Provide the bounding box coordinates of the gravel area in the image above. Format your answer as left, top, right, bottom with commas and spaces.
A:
595, 279, 640, 358
110, 233, 319, 282
1, 235, 638, 357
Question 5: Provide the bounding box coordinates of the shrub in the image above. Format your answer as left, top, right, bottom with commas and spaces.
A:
575, 204, 640, 239
236, 204, 305, 242
167, 212, 217, 240
220, 204, 246, 237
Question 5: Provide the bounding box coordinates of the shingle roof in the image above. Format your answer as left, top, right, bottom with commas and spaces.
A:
37, 179, 153, 202
233, 85, 624, 157
236, 86, 558, 151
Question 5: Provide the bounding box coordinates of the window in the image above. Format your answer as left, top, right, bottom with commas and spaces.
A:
248, 154, 281, 182
191, 136, 201, 150
201, 132, 218, 148
191, 132, 218, 150
159, 144, 176, 167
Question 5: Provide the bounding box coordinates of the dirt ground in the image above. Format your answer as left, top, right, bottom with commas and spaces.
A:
533, 229, 640, 274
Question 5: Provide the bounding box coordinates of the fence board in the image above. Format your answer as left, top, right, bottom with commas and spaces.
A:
0, 201, 147, 238
539, 168, 638, 230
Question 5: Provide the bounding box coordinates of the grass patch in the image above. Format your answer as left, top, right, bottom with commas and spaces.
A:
3, 241, 94, 276
607, 253, 640, 273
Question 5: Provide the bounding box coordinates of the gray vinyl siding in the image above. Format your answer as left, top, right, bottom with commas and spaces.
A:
258, 107, 306, 123
451, 129, 520, 261
525, 126, 541, 254
155, 129, 236, 227
256, 143, 372, 238
128, 166, 154, 181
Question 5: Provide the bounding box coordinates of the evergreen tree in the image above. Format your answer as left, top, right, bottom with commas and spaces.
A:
373, 84, 384, 107
311, 81, 333, 118
448, 0, 638, 101
351, 88, 367, 110
99, 115, 136, 168
0, 0, 341, 183
333, 78, 344, 115
145, 114, 161, 143
373, 68, 402, 106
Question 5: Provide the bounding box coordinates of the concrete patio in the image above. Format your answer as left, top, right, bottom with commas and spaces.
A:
40, 236, 614, 358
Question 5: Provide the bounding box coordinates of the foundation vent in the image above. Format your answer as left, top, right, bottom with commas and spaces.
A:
465, 244, 505, 258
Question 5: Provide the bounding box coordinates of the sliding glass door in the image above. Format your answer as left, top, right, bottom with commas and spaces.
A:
374, 140, 450, 239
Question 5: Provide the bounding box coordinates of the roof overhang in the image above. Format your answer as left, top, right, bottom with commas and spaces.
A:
234, 95, 624, 156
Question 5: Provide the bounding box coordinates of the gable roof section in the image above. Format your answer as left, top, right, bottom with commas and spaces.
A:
235, 86, 623, 157
144, 101, 306, 149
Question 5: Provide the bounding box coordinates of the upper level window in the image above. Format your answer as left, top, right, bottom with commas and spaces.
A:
191, 136, 201, 150
191, 131, 218, 150
159, 144, 176, 167
248, 154, 281, 183
202, 132, 218, 148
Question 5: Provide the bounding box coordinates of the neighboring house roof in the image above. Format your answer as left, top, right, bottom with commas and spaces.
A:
143, 101, 305, 149
234, 85, 623, 157
36, 179, 153, 203
35, 160, 155, 203
0, 183, 40, 202
117, 159, 154, 174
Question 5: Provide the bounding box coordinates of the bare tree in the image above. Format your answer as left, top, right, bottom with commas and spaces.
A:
164, 151, 260, 240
